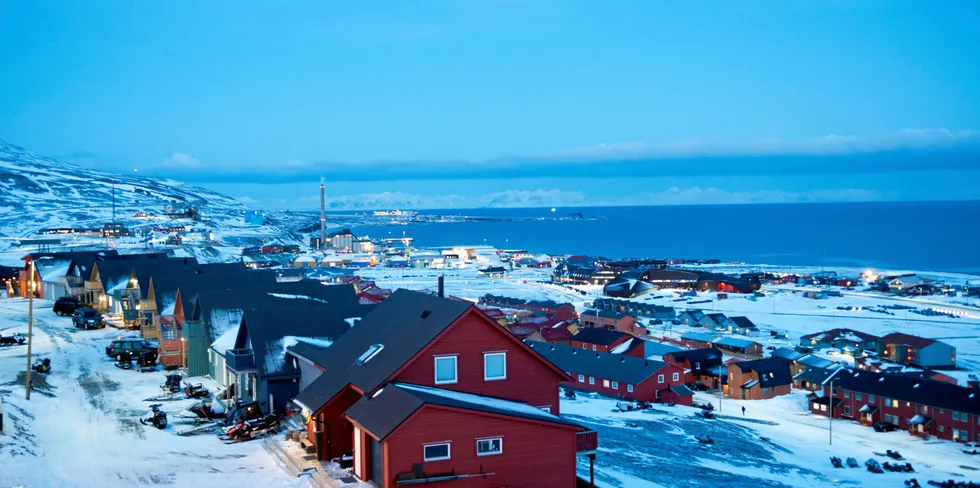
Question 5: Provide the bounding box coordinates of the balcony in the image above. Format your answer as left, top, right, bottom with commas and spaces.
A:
226, 348, 257, 373
576, 430, 598, 454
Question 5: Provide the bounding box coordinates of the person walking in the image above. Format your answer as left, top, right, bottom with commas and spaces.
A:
742, 405, 746, 416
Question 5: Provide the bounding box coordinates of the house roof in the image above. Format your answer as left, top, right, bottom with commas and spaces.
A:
641, 341, 683, 358
706, 313, 728, 324
681, 332, 717, 343
582, 309, 629, 320
793, 366, 843, 385
731, 357, 792, 387
800, 328, 880, 344
879, 332, 940, 349
797, 355, 836, 369
525, 340, 670, 385
713, 336, 758, 349
730, 316, 756, 328
292, 290, 475, 414
830, 368, 980, 415
571, 327, 630, 346
344, 382, 582, 441
665, 347, 723, 368
772, 347, 805, 362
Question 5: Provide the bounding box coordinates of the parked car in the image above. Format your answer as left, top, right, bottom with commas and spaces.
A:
873, 421, 898, 433
106, 339, 158, 361
964, 442, 980, 455
72, 308, 107, 329
53, 296, 81, 316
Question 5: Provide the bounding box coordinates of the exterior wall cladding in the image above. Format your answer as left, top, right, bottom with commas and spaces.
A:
394, 313, 562, 415
571, 363, 688, 404
810, 385, 980, 443
381, 408, 577, 488
570, 338, 627, 353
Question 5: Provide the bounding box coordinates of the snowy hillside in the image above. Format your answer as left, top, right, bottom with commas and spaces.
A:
0, 139, 245, 238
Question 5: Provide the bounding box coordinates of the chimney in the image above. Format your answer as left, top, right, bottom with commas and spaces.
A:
319, 184, 327, 250
437, 274, 444, 298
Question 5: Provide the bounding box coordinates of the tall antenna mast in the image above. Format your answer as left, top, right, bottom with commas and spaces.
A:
319, 183, 326, 250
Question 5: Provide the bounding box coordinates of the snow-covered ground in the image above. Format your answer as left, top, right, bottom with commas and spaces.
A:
563, 391, 980, 488
0, 297, 304, 488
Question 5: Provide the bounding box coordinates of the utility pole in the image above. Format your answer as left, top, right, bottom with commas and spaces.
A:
25, 260, 35, 400
828, 378, 834, 445
718, 369, 723, 412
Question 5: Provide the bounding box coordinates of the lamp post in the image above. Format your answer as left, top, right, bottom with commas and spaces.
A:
25, 260, 35, 400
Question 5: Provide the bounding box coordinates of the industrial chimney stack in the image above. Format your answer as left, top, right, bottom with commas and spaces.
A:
437, 274, 445, 298
319, 184, 326, 250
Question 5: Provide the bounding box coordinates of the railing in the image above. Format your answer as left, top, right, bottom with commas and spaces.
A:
576, 430, 598, 453
226, 348, 257, 373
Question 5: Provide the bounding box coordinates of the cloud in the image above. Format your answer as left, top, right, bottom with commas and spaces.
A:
482, 189, 584, 208
161, 153, 202, 167
634, 187, 884, 206
237, 196, 258, 204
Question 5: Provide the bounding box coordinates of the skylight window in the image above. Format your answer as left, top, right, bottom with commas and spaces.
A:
356, 344, 384, 365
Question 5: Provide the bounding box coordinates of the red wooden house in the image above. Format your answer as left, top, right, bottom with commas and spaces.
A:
526, 341, 694, 406
579, 309, 640, 335
569, 328, 632, 353
291, 290, 597, 487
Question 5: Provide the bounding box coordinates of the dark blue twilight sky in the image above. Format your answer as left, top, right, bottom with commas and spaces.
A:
1, 1, 978, 209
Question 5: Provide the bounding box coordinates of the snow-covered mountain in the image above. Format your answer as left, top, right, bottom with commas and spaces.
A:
0, 139, 247, 237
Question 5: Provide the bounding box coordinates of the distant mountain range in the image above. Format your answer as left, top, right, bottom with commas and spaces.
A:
0, 139, 246, 240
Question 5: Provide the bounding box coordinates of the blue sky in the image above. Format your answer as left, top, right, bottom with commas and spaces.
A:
1, 1, 979, 209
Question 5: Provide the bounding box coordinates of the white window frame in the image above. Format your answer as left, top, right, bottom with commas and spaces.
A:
612, 381, 619, 389
627, 384, 633, 393
483, 352, 507, 381
602, 379, 610, 388
578, 374, 585, 382
589, 376, 595, 385
434, 355, 458, 385
423, 442, 451, 462
672, 372, 679, 382
476, 437, 503, 457
657, 374, 664, 383
592, 344, 597, 351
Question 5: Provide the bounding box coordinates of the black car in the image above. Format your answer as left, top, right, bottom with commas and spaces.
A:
53, 297, 81, 316
73, 308, 107, 329
873, 421, 898, 432
106, 339, 158, 361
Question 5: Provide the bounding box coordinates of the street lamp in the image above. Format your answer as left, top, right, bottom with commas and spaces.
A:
25, 259, 35, 400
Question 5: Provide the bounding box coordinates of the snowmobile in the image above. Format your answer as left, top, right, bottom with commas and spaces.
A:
830, 457, 844, 469
31, 357, 51, 374
163, 373, 183, 394
224, 401, 264, 426
135, 350, 158, 372
183, 382, 210, 399
0, 333, 26, 347
696, 409, 715, 420
563, 389, 576, 400
220, 414, 280, 443
865, 458, 883, 473
846, 457, 859, 468
140, 403, 168, 429
114, 350, 134, 370
173, 398, 228, 436
887, 449, 905, 460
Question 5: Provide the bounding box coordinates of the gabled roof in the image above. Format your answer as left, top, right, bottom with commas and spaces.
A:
800, 328, 880, 344
681, 332, 716, 343
570, 327, 630, 346
730, 316, 756, 328
772, 347, 805, 362
830, 368, 980, 415
731, 358, 792, 387
713, 336, 758, 349
344, 383, 582, 441
793, 366, 843, 385
525, 341, 671, 385
641, 340, 683, 358
706, 313, 728, 324
879, 332, 941, 349
291, 290, 480, 413
665, 347, 723, 365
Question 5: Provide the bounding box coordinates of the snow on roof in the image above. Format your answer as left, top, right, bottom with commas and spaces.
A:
160, 296, 177, 316
395, 383, 565, 423
267, 292, 329, 304
209, 308, 244, 340
211, 324, 239, 355
37, 260, 71, 282
609, 338, 634, 354
265, 335, 335, 374
295, 255, 317, 263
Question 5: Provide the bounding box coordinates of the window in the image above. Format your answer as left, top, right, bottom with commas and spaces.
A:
483, 352, 506, 381
818, 404, 827, 412
924, 406, 930, 414
578, 374, 585, 382
855, 393, 862, 401
589, 377, 594, 385
939, 425, 945, 433
694, 362, 701, 369
868, 395, 875, 403
627, 384, 633, 393
592, 344, 597, 351
672, 372, 680, 382
602, 379, 610, 388
843, 392, 849, 399
657, 374, 664, 383
952, 411, 959, 421
356, 344, 384, 365
582, 344, 588, 349
476, 438, 502, 456
843, 405, 851, 416
612, 381, 619, 389
434, 356, 458, 384
423, 443, 451, 462
763, 387, 769, 395
890, 399, 899, 408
